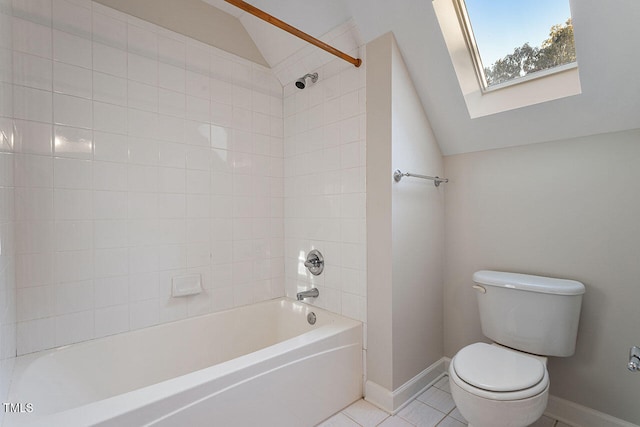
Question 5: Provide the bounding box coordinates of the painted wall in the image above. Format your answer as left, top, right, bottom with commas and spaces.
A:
390, 35, 445, 389
367, 32, 444, 403
5, 0, 284, 355
93, 0, 268, 66
443, 128, 640, 425
366, 32, 393, 393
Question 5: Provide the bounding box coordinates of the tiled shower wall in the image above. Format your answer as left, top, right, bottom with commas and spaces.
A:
4, 0, 284, 355
282, 44, 367, 325
0, 0, 16, 412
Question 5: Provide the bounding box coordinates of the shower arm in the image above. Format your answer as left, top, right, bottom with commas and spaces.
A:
224, 0, 362, 68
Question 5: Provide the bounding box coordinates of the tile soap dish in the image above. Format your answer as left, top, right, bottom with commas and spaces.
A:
172, 274, 202, 297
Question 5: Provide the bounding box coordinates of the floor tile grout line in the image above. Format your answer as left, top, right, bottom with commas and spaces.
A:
332, 376, 567, 427
434, 416, 458, 427
414, 383, 456, 418
340, 408, 370, 427
335, 391, 566, 427
432, 412, 449, 427
339, 410, 358, 424
446, 405, 459, 418
394, 399, 449, 427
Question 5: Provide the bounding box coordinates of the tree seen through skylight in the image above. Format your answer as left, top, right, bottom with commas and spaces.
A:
464, 0, 576, 87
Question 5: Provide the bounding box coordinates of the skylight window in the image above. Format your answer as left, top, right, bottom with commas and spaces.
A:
432, 0, 581, 118
459, 0, 577, 89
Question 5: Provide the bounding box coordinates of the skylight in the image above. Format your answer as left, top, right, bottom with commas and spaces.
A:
459, 0, 577, 89
432, 0, 582, 118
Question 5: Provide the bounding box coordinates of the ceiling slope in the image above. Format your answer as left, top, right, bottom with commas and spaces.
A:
204, 0, 351, 69
214, 0, 640, 155
345, 0, 640, 155
205, 0, 362, 86
99, 0, 640, 155
94, 0, 268, 66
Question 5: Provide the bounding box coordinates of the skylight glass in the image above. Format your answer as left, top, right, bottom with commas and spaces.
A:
461, 0, 576, 88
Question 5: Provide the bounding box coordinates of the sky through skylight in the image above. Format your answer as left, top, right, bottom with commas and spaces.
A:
464, 0, 573, 68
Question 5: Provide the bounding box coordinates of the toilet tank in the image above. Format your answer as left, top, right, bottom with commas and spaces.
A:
473, 270, 585, 357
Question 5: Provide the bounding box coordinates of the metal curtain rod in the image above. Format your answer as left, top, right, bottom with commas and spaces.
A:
224, 0, 362, 68
393, 169, 449, 187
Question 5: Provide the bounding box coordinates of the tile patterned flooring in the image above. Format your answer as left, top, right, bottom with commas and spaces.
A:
317, 375, 574, 427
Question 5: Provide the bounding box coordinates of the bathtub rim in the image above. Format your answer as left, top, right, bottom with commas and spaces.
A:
9, 296, 360, 376
6, 297, 363, 427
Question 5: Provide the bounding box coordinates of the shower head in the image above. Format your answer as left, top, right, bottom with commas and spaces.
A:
295, 73, 318, 89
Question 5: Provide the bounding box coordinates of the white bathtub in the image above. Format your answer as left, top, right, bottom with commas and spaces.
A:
3, 298, 363, 427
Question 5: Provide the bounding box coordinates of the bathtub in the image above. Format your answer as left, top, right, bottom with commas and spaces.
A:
3, 298, 363, 427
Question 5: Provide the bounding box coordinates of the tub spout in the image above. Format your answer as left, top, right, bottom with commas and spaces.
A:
296, 288, 319, 301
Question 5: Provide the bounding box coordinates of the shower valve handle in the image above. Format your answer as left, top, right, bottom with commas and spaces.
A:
304, 258, 321, 267
304, 250, 324, 276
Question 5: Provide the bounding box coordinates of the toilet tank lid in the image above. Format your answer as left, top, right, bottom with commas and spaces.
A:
473, 270, 585, 295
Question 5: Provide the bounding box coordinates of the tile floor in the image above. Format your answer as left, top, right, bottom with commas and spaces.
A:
317, 375, 574, 427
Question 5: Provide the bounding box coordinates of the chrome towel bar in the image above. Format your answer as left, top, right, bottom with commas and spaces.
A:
393, 169, 449, 187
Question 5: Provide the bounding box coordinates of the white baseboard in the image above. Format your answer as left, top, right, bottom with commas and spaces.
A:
365, 356, 637, 427
545, 395, 639, 427
445, 356, 636, 427
364, 357, 447, 414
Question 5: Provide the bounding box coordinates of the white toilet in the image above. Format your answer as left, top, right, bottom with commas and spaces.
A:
449, 270, 585, 427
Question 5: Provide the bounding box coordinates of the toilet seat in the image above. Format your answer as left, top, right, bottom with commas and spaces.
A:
450, 343, 549, 401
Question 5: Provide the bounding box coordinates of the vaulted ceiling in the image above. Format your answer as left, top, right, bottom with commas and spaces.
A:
108, 0, 640, 155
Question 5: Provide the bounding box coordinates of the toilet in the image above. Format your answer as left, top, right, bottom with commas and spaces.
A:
449, 270, 585, 427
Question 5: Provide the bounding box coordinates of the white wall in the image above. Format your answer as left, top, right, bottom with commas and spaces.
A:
282, 36, 367, 323
0, 0, 16, 418
444, 128, 640, 425
5, 0, 367, 361
366, 32, 393, 393
390, 35, 444, 388
0, 142, 15, 421
6, 0, 284, 355
93, 0, 268, 66
367, 32, 444, 407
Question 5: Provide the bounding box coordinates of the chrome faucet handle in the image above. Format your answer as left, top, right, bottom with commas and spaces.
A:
304, 258, 320, 267
304, 250, 324, 276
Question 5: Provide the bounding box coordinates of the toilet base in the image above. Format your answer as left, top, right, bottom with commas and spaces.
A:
449, 365, 549, 427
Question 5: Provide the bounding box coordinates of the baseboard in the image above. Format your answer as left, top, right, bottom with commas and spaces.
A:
445, 356, 636, 426
545, 395, 639, 427
365, 357, 637, 427
364, 357, 447, 414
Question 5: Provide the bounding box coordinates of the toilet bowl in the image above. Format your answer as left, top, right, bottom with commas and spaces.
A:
449, 271, 584, 426
448, 343, 549, 427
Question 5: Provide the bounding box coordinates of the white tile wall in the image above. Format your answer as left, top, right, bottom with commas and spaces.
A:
0, 0, 15, 420
282, 43, 367, 326
4, 0, 367, 369
5, 0, 285, 355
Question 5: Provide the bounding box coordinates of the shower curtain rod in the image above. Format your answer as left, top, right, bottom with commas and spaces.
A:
224, 0, 362, 68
